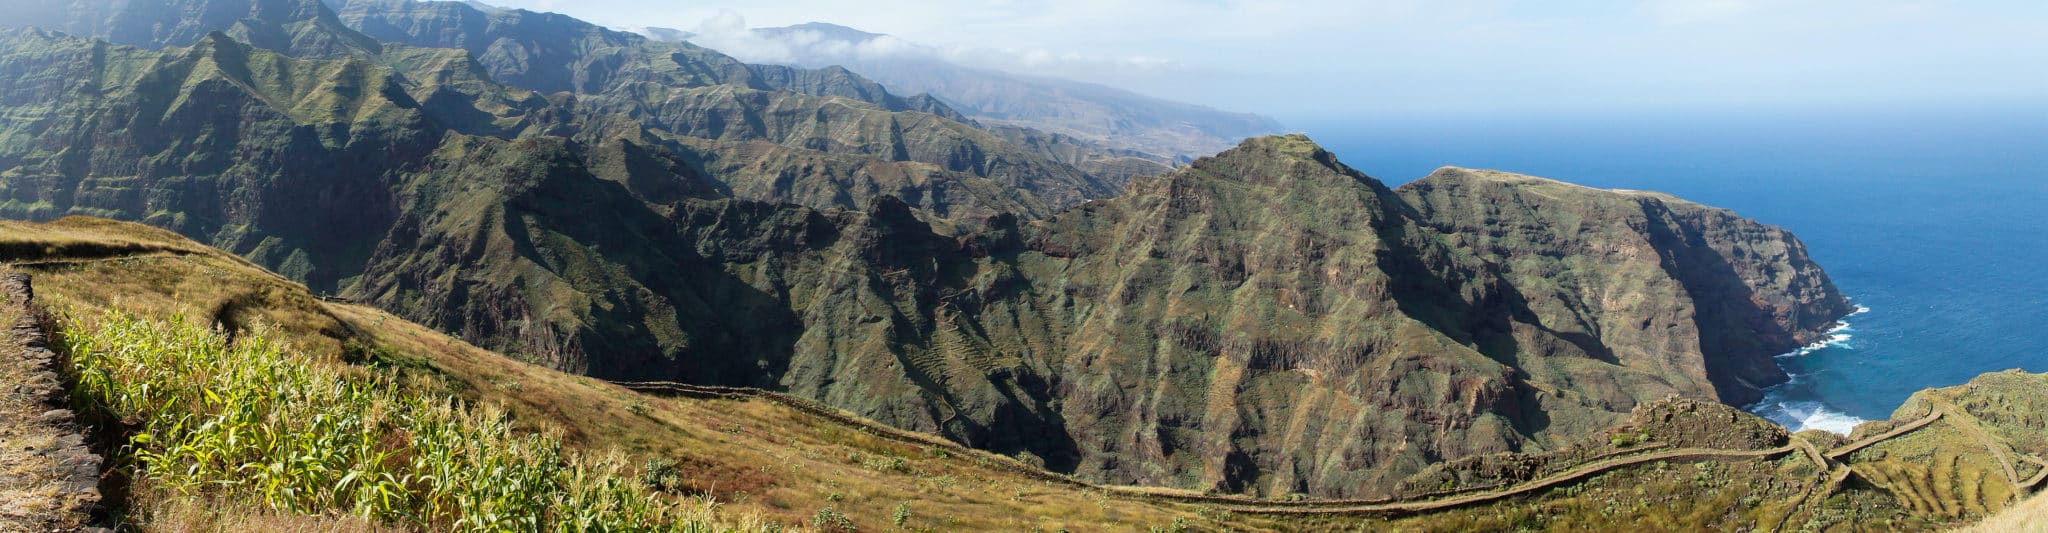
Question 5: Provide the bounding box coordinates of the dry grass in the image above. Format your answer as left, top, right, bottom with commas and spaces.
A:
134, 494, 402, 533
8, 217, 1268, 531
4, 218, 352, 361
0, 217, 217, 263
325, 303, 1262, 531
1960, 490, 2048, 533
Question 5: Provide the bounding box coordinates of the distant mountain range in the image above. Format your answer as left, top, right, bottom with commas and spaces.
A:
640, 22, 1286, 162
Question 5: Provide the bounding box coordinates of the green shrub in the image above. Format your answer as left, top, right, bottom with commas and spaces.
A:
811, 506, 855, 532
641, 458, 688, 494
891, 501, 910, 529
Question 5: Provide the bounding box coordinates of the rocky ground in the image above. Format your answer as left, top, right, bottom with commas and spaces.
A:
0, 272, 103, 532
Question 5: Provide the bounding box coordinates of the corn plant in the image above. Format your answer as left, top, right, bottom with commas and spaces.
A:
64, 310, 724, 531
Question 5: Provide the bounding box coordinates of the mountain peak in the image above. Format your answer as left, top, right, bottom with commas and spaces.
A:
185, 30, 252, 59
1179, 133, 1380, 189
1239, 132, 1323, 153
1198, 134, 1330, 164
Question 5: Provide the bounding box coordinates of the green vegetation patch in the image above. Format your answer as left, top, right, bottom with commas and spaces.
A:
62, 310, 716, 531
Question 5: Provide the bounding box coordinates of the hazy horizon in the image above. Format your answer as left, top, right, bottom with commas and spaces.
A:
483, 0, 2048, 119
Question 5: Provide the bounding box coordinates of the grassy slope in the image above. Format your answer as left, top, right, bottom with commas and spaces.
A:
5, 217, 1285, 531
1964, 491, 2048, 533
3, 216, 2037, 532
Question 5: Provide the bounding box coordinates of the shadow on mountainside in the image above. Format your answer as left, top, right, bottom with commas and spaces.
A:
1638, 200, 1796, 406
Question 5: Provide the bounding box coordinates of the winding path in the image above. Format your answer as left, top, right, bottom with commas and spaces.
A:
619, 377, 1991, 517
1225, 445, 1797, 515
1769, 437, 1842, 533
616, 380, 1811, 515
1935, 407, 2022, 488
1826, 410, 1943, 460
2018, 455, 2048, 491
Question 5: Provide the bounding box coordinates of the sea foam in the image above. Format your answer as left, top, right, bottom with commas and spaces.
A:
1776, 304, 1870, 359
1756, 400, 1867, 435
1747, 303, 1872, 435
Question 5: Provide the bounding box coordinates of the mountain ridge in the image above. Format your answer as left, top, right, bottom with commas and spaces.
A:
654, 21, 1286, 161
1, 0, 1163, 225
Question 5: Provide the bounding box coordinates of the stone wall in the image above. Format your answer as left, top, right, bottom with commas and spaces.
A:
0, 272, 105, 532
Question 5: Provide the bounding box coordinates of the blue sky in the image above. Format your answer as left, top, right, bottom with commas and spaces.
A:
489, 0, 2048, 118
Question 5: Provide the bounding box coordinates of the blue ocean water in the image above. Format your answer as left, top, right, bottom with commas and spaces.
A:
1291, 107, 2048, 433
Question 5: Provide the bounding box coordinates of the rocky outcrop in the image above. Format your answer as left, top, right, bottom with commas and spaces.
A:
0, 273, 104, 532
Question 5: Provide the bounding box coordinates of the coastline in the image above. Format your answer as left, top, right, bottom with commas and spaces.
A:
1747, 302, 1872, 434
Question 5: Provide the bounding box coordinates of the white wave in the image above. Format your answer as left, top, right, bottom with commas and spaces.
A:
1777, 332, 1852, 358
1748, 300, 1874, 435
1757, 400, 1866, 435
1776, 307, 1868, 358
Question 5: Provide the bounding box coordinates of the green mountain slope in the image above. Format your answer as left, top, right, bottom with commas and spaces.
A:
981, 137, 1846, 495
1, 0, 1153, 223
324, 0, 1164, 203
0, 0, 1862, 504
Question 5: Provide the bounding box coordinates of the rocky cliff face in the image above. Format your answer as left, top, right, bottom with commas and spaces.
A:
1397, 169, 1852, 405
964, 137, 1851, 494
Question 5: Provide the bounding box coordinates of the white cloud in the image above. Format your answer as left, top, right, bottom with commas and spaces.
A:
497, 0, 2048, 116
651, 10, 1192, 84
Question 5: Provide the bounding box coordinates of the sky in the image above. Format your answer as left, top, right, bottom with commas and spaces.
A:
485, 0, 2048, 119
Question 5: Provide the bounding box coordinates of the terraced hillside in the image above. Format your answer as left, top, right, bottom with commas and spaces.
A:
0, 217, 2036, 531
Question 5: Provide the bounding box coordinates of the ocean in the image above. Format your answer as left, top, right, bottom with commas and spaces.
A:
1291, 107, 2048, 433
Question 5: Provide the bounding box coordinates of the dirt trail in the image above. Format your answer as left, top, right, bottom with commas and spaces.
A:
1222, 445, 1796, 516
1795, 437, 1830, 470
0, 272, 104, 532
1827, 410, 1942, 460
2019, 456, 2048, 490
627, 373, 1995, 518
1936, 406, 2022, 487
619, 380, 1815, 516
1769, 437, 1841, 533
